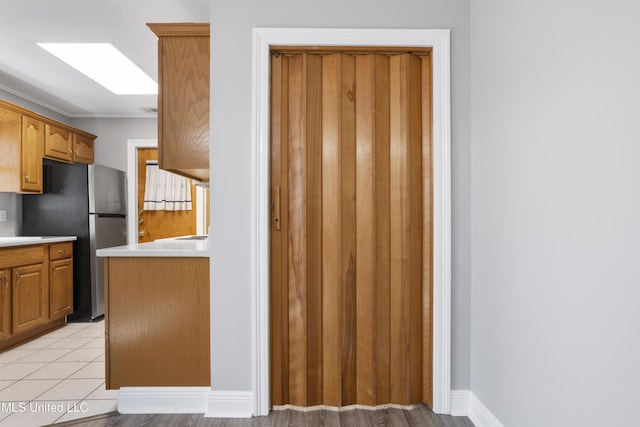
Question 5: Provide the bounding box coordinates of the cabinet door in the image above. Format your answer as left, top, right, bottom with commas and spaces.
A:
159, 34, 209, 180
12, 264, 46, 334
73, 134, 94, 164
0, 106, 21, 193
45, 124, 72, 162
0, 269, 10, 340
49, 259, 73, 320
21, 116, 44, 193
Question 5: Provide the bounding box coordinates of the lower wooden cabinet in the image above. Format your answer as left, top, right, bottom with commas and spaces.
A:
0, 241, 74, 351
12, 263, 47, 334
0, 269, 11, 340
104, 256, 210, 388
49, 258, 73, 320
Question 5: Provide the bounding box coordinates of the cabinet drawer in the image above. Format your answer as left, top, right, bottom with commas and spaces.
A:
0, 245, 45, 269
49, 242, 73, 261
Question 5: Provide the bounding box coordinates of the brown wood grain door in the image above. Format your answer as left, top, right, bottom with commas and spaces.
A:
270, 51, 433, 408
137, 148, 197, 243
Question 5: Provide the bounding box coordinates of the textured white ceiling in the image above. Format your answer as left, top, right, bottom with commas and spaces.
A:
0, 0, 209, 118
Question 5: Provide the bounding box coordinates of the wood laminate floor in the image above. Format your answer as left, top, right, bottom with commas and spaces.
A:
48, 405, 474, 427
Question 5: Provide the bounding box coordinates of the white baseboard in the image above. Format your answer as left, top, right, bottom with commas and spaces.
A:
117, 387, 210, 414
450, 389, 505, 427
450, 389, 470, 416
205, 390, 254, 418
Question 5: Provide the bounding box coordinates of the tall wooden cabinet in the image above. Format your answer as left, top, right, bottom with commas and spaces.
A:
148, 23, 210, 182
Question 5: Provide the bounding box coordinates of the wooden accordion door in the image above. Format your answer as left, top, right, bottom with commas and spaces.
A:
270, 51, 433, 408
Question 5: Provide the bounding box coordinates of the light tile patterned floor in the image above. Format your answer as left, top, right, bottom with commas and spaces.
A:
0, 320, 117, 427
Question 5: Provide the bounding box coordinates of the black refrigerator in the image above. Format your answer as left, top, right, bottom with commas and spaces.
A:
22, 159, 127, 322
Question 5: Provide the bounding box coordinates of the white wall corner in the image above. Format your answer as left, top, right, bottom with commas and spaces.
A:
205, 390, 254, 418
467, 392, 506, 427
117, 387, 209, 414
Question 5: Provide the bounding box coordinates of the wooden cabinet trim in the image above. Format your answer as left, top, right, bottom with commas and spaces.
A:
147, 23, 209, 37
0, 99, 96, 140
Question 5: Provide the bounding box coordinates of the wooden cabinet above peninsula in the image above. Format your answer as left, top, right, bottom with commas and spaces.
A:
148, 23, 210, 182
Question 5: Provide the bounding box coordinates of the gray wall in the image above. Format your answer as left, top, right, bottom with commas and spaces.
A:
470, 0, 640, 425
209, 0, 471, 391
70, 117, 157, 171
0, 193, 21, 236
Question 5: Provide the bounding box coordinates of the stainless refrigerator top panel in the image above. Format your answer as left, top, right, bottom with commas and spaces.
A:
88, 164, 127, 215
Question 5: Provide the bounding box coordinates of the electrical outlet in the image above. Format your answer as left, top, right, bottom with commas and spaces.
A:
0, 210, 7, 222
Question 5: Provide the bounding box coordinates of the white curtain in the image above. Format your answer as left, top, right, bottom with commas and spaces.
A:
143, 161, 193, 211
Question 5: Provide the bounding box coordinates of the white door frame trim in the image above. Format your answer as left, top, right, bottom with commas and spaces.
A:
250, 27, 452, 416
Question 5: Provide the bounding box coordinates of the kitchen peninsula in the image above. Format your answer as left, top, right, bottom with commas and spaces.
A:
97, 239, 210, 388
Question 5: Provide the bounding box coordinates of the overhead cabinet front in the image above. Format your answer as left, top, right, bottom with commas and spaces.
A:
45, 123, 73, 162
0, 99, 96, 193
21, 116, 45, 192
148, 23, 210, 182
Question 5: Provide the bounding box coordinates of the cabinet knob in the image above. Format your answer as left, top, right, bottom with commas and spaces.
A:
52, 265, 57, 276
58, 249, 66, 254
15, 271, 20, 285
138, 231, 145, 237
24, 175, 29, 184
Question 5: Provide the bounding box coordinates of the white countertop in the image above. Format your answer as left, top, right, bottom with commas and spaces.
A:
0, 236, 77, 248
96, 240, 210, 257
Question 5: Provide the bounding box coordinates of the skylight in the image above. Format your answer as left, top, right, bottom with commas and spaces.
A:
37, 43, 157, 95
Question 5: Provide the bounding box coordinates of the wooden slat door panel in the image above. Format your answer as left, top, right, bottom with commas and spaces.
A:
271, 51, 432, 408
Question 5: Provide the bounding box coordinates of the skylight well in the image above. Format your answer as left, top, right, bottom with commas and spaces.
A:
37, 43, 157, 95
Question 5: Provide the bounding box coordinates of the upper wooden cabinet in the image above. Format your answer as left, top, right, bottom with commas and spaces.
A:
73, 133, 95, 164
0, 99, 96, 193
45, 123, 73, 162
148, 23, 209, 182
44, 125, 96, 164
0, 106, 43, 193
21, 116, 45, 192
